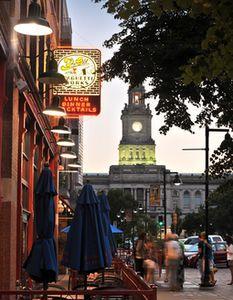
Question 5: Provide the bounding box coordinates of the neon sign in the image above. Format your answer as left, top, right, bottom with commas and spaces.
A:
53, 48, 101, 117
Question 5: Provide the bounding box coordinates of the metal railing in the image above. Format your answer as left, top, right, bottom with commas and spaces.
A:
0, 259, 157, 300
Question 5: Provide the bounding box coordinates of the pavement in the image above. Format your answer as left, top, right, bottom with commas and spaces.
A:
57, 268, 232, 300
157, 268, 233, 300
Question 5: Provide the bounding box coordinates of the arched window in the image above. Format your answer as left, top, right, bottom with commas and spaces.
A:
195, 191, 202, 207
183, 191, 191, 209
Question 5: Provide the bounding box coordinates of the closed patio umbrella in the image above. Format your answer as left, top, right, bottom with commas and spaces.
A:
98, 191, 117, 256
62, 184, 112, 278
23, 164, 58, 289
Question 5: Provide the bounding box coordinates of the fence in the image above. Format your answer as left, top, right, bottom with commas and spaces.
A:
0, 259, 157, 300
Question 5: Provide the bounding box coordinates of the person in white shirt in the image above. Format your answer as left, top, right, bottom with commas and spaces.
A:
226, 236, 233, 285
165, 234, 182, 291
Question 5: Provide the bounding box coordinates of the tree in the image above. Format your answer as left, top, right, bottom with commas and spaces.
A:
94, 0, 233, 175
94, 0, 233, 83
181, 179, 233, 236
107, 189, 136, 222
208, 179, 233, 236
181, 208, 204, 236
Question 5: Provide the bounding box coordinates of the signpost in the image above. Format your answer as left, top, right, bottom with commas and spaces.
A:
53, 48, 101, 118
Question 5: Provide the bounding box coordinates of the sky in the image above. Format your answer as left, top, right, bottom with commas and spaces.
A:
67, 0, 227, 174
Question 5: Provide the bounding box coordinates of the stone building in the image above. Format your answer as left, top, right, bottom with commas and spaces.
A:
84, 85, 221, 228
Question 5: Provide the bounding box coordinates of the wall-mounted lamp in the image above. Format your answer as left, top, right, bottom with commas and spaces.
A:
173, 174, 182, 186
14, 0, 52, 36
51, 117, 71, 134
60, 148, 77, 159
43, 95, 66, 117
39, 54, 67, 85
68, 159, 81, 168
57, 135, 75, 147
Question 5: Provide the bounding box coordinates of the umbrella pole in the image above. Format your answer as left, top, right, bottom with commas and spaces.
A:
101, 270, 105, 285
84, 274, 87, 290
43, 281, 48, 300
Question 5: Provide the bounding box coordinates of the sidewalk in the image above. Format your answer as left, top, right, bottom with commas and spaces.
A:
56, 268, 233, 300
157, 268, 233, 300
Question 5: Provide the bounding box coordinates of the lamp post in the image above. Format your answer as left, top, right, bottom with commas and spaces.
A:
163, 169, 182, 236
183, 125, 229, 287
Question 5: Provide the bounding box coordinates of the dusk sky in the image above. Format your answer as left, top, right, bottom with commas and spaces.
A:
67, 0, 226, 174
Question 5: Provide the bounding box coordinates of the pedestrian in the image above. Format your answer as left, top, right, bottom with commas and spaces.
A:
165, 233, 182, 291
134, 232, 146, 277
198, 232, 215, 285
226, 236, 233, 285
176, 235, 185, 289
143, 237, 157, 284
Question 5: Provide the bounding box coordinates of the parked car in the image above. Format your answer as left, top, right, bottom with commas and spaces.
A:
184, 242, 227, 268
184, 244, 199, 267
184, 235, 224, 251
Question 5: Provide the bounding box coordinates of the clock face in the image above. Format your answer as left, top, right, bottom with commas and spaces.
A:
132, 121, 143, 132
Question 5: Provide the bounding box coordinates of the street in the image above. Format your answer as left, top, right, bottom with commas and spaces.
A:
157, 268, 232, 300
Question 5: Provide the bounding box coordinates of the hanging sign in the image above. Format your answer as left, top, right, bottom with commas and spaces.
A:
53, 48, 101, 118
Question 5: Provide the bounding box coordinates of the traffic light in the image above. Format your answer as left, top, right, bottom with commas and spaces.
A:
158, 215, 164, 226
172, 213, 178, 225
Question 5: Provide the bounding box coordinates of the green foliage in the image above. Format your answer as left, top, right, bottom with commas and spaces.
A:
181, 179, 233, 236
181, 208, 204, 236
94, 0, 233, 82
94, 0, 233, 176
208, 179, 233, 236
107, 189, 136, 221
209, 133, 233, 178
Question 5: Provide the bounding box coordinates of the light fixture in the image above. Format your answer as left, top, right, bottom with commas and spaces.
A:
173, 174, 182, 186
138, 204, 143, 211
51, 117, 71, 134
59, 169, 79, 173
60, 148, 77, 159
43, 95, 66, 117
39, 54, 67, 85
14, 0, 53, 36
57, 135, 75, 147
133, 209, 138, 214
120, 208, 125, 214
68, 159, 81, 168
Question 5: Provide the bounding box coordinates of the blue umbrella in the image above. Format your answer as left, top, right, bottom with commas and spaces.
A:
61, 224, 123, 234
23, 164, 58, 288
110, 224, 123, 234
62, 184, 112, 274
98, 191, 117, 256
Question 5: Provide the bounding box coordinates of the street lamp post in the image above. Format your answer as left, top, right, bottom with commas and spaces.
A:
183, 125, 229, 287
163, 169, 182, 236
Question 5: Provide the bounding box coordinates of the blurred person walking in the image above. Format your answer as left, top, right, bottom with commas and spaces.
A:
143, 238, 157, 284
226, 236, 233, 285
165, 233, 182, 291
134, 232, 147, 277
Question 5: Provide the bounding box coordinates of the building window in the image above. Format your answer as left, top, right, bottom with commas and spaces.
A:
195, 191, 202, 207
137, 188, 144, 203
129, 151, 133, 159
183, 191, 191, 209
136, 151, 139, 159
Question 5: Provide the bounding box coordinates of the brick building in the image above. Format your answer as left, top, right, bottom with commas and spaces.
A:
0, 0, 75, 290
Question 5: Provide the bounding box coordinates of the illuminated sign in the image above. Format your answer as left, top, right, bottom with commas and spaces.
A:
60, 95, 100, 118
53, 48, 101, 117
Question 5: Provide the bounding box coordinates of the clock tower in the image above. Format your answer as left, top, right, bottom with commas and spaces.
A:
119, 85, 156, 165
